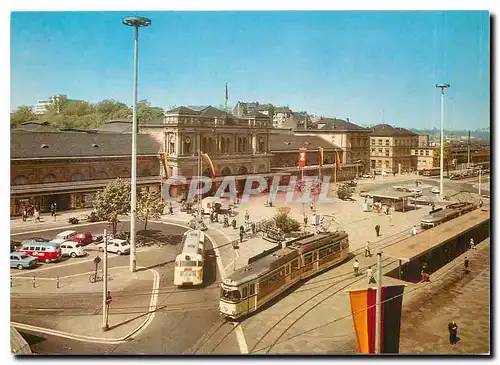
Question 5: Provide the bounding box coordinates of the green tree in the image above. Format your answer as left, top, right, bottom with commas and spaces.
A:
433, 143, 452, 176
337, 185, 353, 200
273, 207, 301, 233
93, 178, 131, 235
44, 95, 69, 114
138, 99, 164, 124
137, 188, 165, 231
10, 105, 38, 128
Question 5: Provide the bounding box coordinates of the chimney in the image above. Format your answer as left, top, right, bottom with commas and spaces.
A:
347, 117, 350, 123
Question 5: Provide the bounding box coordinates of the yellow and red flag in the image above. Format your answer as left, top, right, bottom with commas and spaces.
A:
298, 148, 307, 169
318, 147, 324, 167
335, 150, 342, 171
348, 285, 405, 354
161, 152, 169, 178
201, 152, 216, 177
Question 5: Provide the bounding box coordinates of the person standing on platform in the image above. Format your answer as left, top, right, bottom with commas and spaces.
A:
367, 266, 376, 284
375, 224, 381, 237
470, 238, 476, 250
448, 321, 459, 345
365, 241, 371, 257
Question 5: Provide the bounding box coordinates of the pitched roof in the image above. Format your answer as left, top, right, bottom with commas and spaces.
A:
312, 118, 369, 132
274, 106, 292, 113
95, 120, 133, 133
241, 110, 269, 118
11, 131, 161, 159
166, 105, 235, 118
166, 106, 198, 114
370, 123, 418, 136
269, 132, 341, 151
14, 120, 59, 133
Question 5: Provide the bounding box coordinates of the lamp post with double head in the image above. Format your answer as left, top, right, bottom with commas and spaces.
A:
123, 16, 151, 273
435, 83, 450, 201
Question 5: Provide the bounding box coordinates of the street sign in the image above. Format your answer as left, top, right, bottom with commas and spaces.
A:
94, 256, 101, 265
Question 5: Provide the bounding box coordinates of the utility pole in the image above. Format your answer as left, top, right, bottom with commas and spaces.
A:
467, 130, 471, 169
375, 251, 383, 354
435, 83, 450, 201
479, 166, 482, 196
102, 229, 109, 331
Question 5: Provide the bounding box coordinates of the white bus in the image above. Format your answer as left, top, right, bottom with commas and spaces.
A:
174, 230, 205, 286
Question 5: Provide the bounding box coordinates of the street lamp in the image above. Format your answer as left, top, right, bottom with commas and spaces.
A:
435, 83, 450, 201
123, 15, 151, 273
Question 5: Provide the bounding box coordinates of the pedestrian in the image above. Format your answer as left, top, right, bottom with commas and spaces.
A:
34, 208, 40, 222
431, 202, 436, 211
239, 225, 245, 243
410, 225, 417, 236
22, 207, 27, 222
367, 266, 376, 284
50, 203, 55, 217
303, 215, 308, 227
388, 214, 393, 226
245, 210, 250, 222
365, 241, 371, 257
169, 204, 174, 215
479, 200, 483, 208
464, 256, 470, 274
448, 321, 459, 345
353, 259, 360, 276
375, 224, 381, 237
269, 199, 273, 208
470, 238, 476, 250
251, 221, 256, 234
232, 219, 237, 229
421, 269, 430, 282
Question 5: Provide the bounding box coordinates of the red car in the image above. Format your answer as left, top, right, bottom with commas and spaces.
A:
73, 231, 93, 245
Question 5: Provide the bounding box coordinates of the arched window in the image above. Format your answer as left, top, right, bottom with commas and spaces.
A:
96, 171, 109, 180
237, 138, 242, 153
13, 175, 28, 185
42, 174, 57, 183
243, 138, 248, 152
226, 138, 232, 153
70, 173, 85, 182
221, 138, 226, 154
221, 167, 232, 176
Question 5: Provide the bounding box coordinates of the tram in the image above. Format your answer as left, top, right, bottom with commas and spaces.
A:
173, 229, 205, 286
219, 231, 349, 320
420, 202, 477, 229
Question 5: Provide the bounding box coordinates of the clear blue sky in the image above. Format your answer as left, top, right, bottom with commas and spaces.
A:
10, 11, 490, 130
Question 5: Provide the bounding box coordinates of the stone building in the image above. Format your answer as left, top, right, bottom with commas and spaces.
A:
140, 105, 274, 198
10, 130, 161, 215
294, 117, 370, 174
369, 124, 419, 174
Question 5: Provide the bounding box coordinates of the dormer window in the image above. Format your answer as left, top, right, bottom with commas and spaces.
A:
41, 144, 49, 149
92, 143, 99, 148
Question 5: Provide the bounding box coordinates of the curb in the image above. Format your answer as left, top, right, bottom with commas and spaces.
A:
11, 267, 160, 344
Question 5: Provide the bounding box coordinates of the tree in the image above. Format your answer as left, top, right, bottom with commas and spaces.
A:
10, 105, 38, 128
433, 143, 452, 176
138, 99, 164, 124
337, 185, 353, 200
93, 178, 130, 235
273, 207, 301, 233
137, 188, 165, 231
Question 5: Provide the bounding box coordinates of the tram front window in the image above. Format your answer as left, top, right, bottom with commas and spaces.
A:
221, 288, 241, 302
180, 260, 197, 267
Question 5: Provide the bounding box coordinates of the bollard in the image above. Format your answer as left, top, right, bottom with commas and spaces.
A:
57, 276, 60, 289
32, 276, 36, 288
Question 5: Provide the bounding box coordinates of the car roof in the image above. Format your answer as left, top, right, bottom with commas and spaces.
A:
75, 231, 91, 235
57, 230, 76, 236
109, 238, 128, 244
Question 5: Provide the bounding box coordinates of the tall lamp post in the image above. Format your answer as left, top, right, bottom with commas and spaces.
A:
435, 83, 450, 201
123, 16, 151, 273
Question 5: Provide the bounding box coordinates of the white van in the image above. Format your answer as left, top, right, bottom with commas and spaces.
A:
52, 230, 77, 244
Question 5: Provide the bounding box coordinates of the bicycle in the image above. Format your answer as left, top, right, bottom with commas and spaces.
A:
89, 272, 112, 283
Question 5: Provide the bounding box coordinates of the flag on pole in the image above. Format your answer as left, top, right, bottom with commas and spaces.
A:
161, 152, 169, 178
318, 147, 324, 167
298, 148, 307, 168
348, 285, 405, 354
225, 82, 228, 102
335, 150, 342, 170
201, 152, 216, 177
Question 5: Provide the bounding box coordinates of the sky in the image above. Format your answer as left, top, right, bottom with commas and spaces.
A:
10, 10, 490, 130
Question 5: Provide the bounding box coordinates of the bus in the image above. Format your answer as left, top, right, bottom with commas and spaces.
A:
20, 241, 62, 263
422, 168, 440, 176
174, 230, 205, 286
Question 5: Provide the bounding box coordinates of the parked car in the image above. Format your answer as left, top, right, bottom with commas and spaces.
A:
431, 187, 440, 194
11, 240, 22, 252
74, 231, 93, 245
409, 188, 423, 197
99, 239, 130, 255
361, 174, 373, 179
393, 186, 411, 192
21, 237, 48, 246
10, 252, 38, 270
52, 230, 77, 244
60, 242, 87, 258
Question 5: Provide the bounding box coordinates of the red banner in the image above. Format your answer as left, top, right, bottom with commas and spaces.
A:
298, 148, 307, 169
201, 152, 216, 177
335, 150, 342, 171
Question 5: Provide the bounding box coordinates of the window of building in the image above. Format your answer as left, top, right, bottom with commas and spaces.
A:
378, 148, 382, 153
377, 160, 382, 166
385, 161, 390, 167
371, 139, 375, 145
42, 174, 57, 183
13, 175, 29, 185
425, 150, 429, 156
385, 149, 389, 157
385, 139, 389, 146
70, 173, 85, 181
378, 139, 382, 145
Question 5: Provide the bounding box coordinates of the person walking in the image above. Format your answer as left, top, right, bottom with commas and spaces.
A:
245, 210, 250, 223
239, 225, 245, 243
365, 241, 371, 257
50, 203, 55, 217
367, 266, 376, 284
22, 207, 27, 222
388, 214, 393, 226
353, 259, 360, 276
375, 224, 381, 237
464, 256, 470, 275
303, 215, 308, 227
448, 321, 459, 345
169, 202, 174, 215
469, 238, 476, 250
479, 200, 483, 208
410, 225, 417, 236
34, 208, 40, 222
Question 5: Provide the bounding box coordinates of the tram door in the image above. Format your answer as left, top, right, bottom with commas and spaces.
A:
240, 286, 250, 315
248, 283, 257, 313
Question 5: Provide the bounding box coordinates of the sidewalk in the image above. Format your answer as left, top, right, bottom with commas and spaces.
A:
11, 266, 158, 341
11, 209, 94, 233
